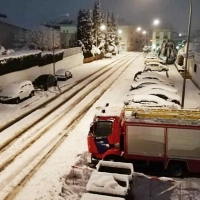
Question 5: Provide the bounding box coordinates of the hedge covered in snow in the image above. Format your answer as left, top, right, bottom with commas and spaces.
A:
0, 50, 64, 76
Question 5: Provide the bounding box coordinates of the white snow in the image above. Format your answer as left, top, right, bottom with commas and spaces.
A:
0, 52, 199, 200
0, 50, 41, 61
81, 193, 125, 200
86, 171, 129, 197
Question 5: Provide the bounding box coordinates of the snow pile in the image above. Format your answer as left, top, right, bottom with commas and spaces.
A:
0, 50, 41, 61
0, 45, 5, 55
81, 193, 125, 200
41, 49, 64, 56
86, 171, 129, 197
60, 152, 94, 200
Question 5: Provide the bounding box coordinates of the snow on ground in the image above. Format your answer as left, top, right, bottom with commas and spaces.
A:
0, 52, 129, 128
1, 52, 199, 200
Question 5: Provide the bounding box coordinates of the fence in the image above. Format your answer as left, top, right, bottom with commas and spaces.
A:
63, 47, 82, 58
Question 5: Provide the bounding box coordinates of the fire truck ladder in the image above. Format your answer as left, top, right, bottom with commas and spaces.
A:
124, 107, 200, 120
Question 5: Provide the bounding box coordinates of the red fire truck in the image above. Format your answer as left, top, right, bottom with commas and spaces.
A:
87, 104, 200, 177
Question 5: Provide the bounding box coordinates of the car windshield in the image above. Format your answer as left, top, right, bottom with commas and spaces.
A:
93, 121, 113, 137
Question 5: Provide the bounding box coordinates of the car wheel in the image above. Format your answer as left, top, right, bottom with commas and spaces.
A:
44, 84, 48, 91
168, 162, 186, 177
29, 91, 34, 97
147, 68, 151, 71
15, 97, 20, 104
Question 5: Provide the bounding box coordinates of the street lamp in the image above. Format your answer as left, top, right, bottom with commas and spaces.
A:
153, 19, 160, 26
181, 0, 192, 108
118, 29, 122, 34
51, 13, 69, 75
143, 30, 147, 46
136, 27, 141, 32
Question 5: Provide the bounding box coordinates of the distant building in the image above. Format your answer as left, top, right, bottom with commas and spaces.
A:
118, 25, 150, 52
152, 29, 171, 50
0, 20, 27, 49
44, 21, 77, 49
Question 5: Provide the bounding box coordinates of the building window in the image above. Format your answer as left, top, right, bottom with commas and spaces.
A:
194, 63, 197, 73
156, 32, 159, 39
163, 32, 168, 39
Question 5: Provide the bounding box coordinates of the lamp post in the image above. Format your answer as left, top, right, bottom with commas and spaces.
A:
143, 30, 147, 46
136, 27, 142, 51
51, 13, 69, 75
181, 0, 192, 108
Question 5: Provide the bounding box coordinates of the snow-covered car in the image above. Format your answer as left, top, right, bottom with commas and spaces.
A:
129, 84, 178, 95
55, 69, 72, 80
144, 57, 166, 65
104, 53, 112, 58
134, 72, 174, 86
124, 94, 181, 109
130, 79, 173, 90
0, 80, 35, 104
127, 89, 180, 105
144, 62, 168, 72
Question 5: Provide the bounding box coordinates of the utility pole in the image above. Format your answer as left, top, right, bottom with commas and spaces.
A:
181, 0, 192, 108
52, 26, 55, 75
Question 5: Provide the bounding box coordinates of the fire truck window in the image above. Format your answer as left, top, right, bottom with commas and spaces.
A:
94, 121, 112, 137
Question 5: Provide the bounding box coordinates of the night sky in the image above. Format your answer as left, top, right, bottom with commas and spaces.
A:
0, 0, 199, 33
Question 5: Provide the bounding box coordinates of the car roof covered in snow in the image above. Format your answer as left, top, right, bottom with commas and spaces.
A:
55, 69, 69, 74
95, 104, 124, 117
81, 193, 125, 200
129, 83, 177, 94
86, 171, 129, 197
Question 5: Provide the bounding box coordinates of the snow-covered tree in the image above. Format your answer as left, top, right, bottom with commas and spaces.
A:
13, 26, 60, 51
0, 45, 6, 55
77, 9, 93, 58
93, 0, 102, 47
105, 11, 117, 53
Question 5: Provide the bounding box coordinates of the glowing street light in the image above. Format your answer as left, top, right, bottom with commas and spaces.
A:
100, 24, 106, 31
118, 29, 122, 34
136, 27, 141, 32
142, 30, 146, 34
153, 19, 160, 26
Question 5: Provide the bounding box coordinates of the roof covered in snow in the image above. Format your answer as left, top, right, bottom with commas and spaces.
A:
81, 193, 125, 200
86, 171, 129, 197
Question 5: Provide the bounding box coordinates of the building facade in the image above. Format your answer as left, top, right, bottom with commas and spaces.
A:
0, 20, 26, 49
118, 25, 149, 52
152, 29, 171, 50
60, 24, 77, 48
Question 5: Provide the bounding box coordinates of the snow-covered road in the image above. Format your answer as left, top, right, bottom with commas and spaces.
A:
1, 52, 200, 200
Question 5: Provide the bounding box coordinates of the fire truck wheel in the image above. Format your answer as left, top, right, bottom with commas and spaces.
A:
168, 162, 186, 177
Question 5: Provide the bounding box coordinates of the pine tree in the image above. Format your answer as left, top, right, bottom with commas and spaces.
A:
93, 0, 102, 47
77, 9, 93, 58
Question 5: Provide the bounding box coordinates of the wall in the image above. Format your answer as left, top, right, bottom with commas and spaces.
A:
0, 53, 83, 87
189, 51, 200, 88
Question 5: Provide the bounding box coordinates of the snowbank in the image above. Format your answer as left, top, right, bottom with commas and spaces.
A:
86, 171, 129, 197
81, 193, 125, 200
